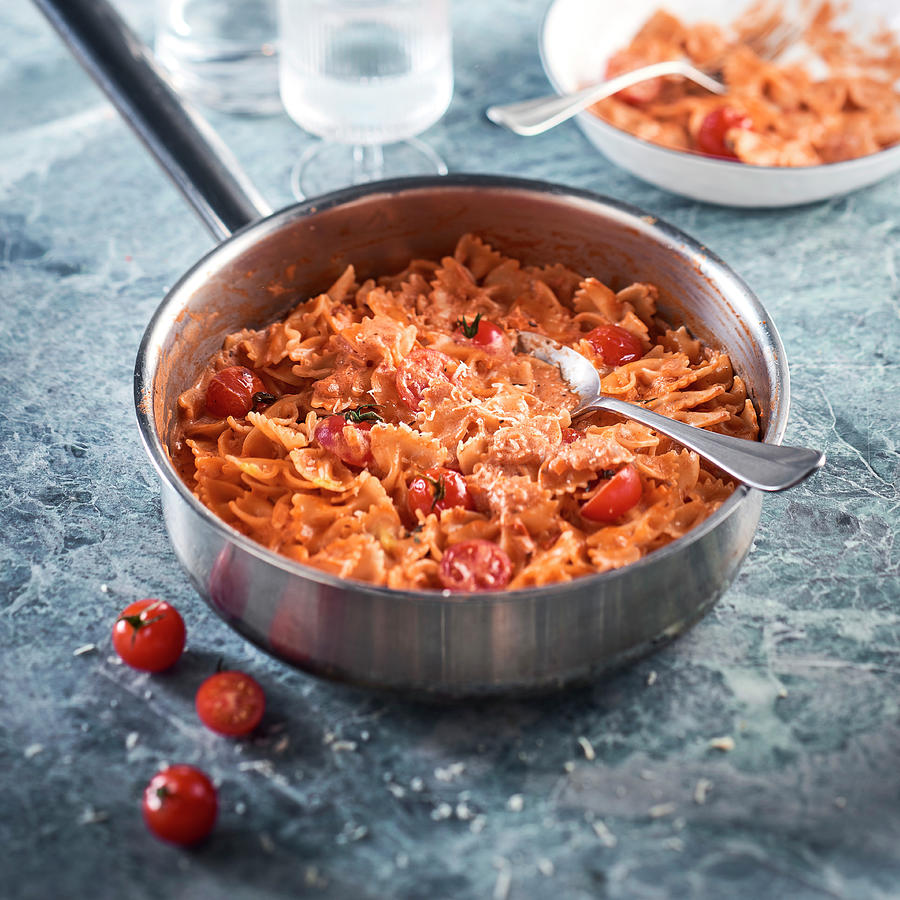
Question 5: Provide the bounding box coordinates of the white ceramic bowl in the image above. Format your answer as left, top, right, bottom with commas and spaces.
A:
540, 0, 900, 206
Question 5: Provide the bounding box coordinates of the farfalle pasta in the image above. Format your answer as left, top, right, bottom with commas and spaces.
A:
592, 3, 900, 165
174, 235, 758, 592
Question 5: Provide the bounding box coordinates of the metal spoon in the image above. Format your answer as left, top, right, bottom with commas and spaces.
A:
486, 60, 726, 136
518, 332, 824, 491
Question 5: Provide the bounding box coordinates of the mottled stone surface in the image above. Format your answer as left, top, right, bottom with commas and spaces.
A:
1, 1, 899, 898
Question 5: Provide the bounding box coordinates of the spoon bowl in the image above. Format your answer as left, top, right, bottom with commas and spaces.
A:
517, 332, 825, 492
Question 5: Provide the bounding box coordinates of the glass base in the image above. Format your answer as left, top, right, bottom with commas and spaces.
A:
290, 138, 448, 200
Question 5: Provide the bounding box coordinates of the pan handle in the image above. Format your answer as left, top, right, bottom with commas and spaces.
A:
32, 0, 273, 241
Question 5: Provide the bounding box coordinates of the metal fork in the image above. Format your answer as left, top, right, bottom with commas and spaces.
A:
486, 12, 806, 137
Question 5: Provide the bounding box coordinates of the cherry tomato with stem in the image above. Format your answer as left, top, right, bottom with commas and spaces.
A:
112, 599, 185, 672
408, 467, 473, 521
581, 464, 643, 523
315, 405, 381, 467
195, 670, 266, 737
696, 106, 753, 160
585, 324, 644, 366
439, 539, 513, 592
455, 314, 507, 351
205, 366, 274, 418
142, 764, 217, 846
396, 348, 455, 411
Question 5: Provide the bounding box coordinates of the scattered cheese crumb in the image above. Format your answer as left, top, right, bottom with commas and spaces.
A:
431, 802, 453, 821
273, 736, 290, 754
640, 769, 655, 781
410, 776, 424, 792
78, 807, 109, 825
470, 814, 487, 834
125, 732, 139, 750
238, 759, 275, 776
694, 778, 713, 805
387, 783, 406, 799
663, 837, 684, 852
100, 584, 109, 593
647, 670, 658, 686
708, 736, 735, 752
331, 740, 357, 753
235, 802, 247, 815
537, 858, 555, 877
507, 794, 524, 812
649, 802, 676, 819
592, 820, 617, 847
563, 761, 575, 773
435, 762, 465, 782
24, 743, 44, 759
493, 859, 512, 900
456, 802, 475, 821
395, 853, 409, 869
73, 643, 96, 657
577, 736, 596, 761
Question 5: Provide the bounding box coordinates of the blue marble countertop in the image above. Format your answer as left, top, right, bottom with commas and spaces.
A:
2, 1, 898, 897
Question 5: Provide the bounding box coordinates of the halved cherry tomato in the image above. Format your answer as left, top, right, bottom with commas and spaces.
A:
696, 106, 753, 159
581, 464, 642, 523
408, 467, 473, 520
205, 366, 269, 418
456, 314, 507, 350
142, 765, 217, 846
562, 427, 581, 444
315, 414, 375, 468
396, 348, 455, 411
195, 670, 266, 737
112, 599, 185, 672
585, 324, 644, 366
605, 50, 664, 105
439, 539, 513, 592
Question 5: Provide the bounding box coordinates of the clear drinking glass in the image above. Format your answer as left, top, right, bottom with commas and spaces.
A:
277, 0, 453, 198
155, 0, 281, 115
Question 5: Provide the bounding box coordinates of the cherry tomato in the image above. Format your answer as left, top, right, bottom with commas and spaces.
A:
581, 464, 642, 523
205, 365, 267, 418
142, 765, 217, 846
605, 50, 663, 105
439, 539, 513, 592
456, 315, 507, 350
585, 324, 644, 366
315, 415, 374, 467
562, 428, 581, 444
696, 106, 753, 159
112, 599, 185, 672
195, 670, 266, 737
396, 348, 454, 411
408, 467, 473, 520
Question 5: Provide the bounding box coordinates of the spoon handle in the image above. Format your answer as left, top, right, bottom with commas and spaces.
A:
585, 397, 825, 491
485, 60, 725, 136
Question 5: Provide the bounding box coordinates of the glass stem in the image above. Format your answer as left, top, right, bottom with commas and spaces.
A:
351, 144, 385, 184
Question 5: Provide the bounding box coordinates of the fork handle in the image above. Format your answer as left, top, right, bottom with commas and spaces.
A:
579, 396, 824, 492
485, 60, 724, 136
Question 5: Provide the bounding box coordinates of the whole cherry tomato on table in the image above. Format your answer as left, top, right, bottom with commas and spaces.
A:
455, 314, 507, 351
696, 106, 753, 160
112, 599, 185, 672
142, 765, 218, 846
408, 467, 474, 520
195, 670, 266, 737
581, 464, 643, 523
396, 348, 455, 411
585, 324, 644, 366
205, 365, 274, 418
439, 540, 513, 592
315, 406, 381, 468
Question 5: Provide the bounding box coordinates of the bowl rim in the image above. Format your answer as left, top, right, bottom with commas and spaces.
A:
538, 0, 900, 176
134, 173, 788, 603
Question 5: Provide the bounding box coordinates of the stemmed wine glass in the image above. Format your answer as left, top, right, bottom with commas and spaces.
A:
277, 0, 453, 198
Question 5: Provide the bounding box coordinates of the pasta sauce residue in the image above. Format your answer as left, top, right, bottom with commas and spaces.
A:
175, 235, 758, 591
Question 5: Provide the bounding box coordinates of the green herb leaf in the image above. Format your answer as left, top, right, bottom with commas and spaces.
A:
343, 404, 383, 424
456, 313, 482, 339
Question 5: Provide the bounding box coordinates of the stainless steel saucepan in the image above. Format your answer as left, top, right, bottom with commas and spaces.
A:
38, 0, 798, 695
